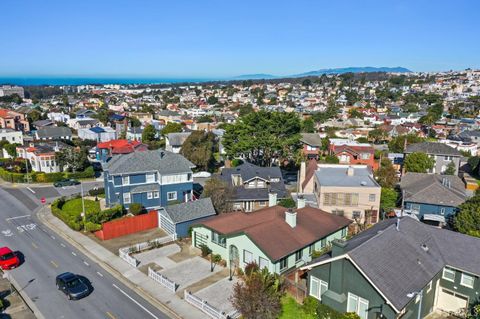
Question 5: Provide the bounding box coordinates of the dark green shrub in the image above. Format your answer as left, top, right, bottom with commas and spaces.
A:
244, 261, 259, 276
278, 197, 296, 208
212, 254, 222, 263
317, 303, 343, 319
199, 244, 212, 257
88, 187, 105, 196
84, 221, 102, 232
128, 203, 144, 215
231, 159, 243, 167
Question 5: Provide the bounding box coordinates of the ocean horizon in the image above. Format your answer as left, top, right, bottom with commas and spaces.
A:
0, 76, 223, 86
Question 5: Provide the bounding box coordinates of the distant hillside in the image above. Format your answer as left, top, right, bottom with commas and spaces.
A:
235, 66, 411, 80
293, 66, 411, 77
233, 73, 276, 80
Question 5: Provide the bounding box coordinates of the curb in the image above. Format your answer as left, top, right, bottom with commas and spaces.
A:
36, 207, 182, 319
5, 272, 45, 319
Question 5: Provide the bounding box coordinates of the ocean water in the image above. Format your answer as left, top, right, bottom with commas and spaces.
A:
0, 77, 221, 86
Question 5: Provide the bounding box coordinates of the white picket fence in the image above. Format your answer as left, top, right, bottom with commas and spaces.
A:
148, 267, 176, 292
184, 290, 240, 319
118, 234, 176, 268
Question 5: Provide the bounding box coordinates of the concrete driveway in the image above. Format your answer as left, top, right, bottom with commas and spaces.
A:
195, 276, 239, 314
161, 256, 222, 290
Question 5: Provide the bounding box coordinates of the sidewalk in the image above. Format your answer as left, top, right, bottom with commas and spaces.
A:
0, 273, 37, 319
37, 206, 206, 319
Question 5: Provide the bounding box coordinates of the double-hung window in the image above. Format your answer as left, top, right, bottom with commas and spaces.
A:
310, 276, 328, 300
347, 293, 369, 319
243, 250, 253, 264
279, 258, 288, 272
123, 192, 131, 204
442, 267, 455, 282
295, 250, 303, 262
259, 257, 269, 270
167, 191, 177, 201
461, 273, 475, 288
369, 194, 376, 202
122, 176, 130, 185
146, 173, 155, 183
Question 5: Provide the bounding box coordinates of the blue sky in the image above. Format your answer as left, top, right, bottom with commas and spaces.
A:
1, 0, 479, 78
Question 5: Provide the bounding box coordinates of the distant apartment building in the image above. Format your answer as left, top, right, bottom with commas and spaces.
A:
0, 109, 30, 132
0, 128, 23, 144
328, 138, 377, 169
0, 85, 25, 98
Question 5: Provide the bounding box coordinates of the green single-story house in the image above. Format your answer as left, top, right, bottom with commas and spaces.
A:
301, 217, 480, 319
191, 204, 351, 275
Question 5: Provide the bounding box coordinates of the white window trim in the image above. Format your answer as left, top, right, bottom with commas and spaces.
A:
442, 267, 455, 282
123, 192, 131, 204
153, 191, 159, 198
167, 191, 177, 201
347, 292, 369, 319
243, 250, 253, 264
460, 273, 475, 288
310, 277, 328, 301
426, 281, 432, 292
146, 173, 155, 183
122, 175, 130, 185
147, 192, 153, 199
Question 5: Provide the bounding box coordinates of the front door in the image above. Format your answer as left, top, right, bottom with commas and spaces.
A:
229, 245, 239, 268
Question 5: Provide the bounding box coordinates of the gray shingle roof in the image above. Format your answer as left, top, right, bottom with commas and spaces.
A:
36, 126, 72, 138
167, 132, 191, 147
104, 149, 195, 175
162, 198, 216, 224
400, 173, 467, 207
405, 142, 461, 156
315, 165, 379, 188
300, 133, 323, 147
308, 217, 480, 311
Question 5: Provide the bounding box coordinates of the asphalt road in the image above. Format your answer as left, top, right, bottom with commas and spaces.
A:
0, 186, 171, 319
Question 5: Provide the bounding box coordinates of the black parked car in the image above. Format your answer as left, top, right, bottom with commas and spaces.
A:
55, 272, 90, 300
53, 179, 80, 187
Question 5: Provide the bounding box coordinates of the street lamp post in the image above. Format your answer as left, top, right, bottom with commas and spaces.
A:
81, 181, 86, 232
407, 290, 423, 319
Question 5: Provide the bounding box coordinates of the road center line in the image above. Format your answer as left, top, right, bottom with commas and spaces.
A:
106, 311, 116, 319
50, 260, 58, 268
50, 235, 56, 240
60, 243, 66, 247
83, 261, 89, 266
112, 284, 159, 319
71, 252, 77, 256
26, 187, 35, 194
6, 214, 31, 220
32, 242, 38, 249
96, 272, 104, 277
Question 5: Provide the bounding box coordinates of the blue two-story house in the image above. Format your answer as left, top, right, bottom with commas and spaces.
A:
103, 149, 195, 209
400, 172, 467, 226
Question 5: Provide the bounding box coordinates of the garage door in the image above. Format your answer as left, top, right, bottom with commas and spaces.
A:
194, 232, 207, 248
437, 288, 468, 313
158, 212, 176, 236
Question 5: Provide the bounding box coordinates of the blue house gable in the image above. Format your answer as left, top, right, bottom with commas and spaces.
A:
103, 149, 195, 210
400, 173, 467, 225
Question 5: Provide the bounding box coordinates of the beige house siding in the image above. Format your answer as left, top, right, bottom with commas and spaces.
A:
314, 183, 381, 223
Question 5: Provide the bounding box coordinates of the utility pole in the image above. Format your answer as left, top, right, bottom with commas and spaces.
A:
81, 181, 86, 232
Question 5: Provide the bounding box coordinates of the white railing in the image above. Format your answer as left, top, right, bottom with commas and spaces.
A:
184, 290, 239, 319
118, 235, 176, 268
119, 247, 139, 267
148, 267, 176, 292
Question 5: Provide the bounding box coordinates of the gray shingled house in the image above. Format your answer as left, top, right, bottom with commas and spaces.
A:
157, 198, 216, 238
404, 142, 461, 175
301, 217, 480, 319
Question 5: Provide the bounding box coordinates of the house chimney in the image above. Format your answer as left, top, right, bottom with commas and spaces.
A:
297, 195, 306, 209
331, 239, 347, 257
268, 192, 277, 207
347, 166, 354, 176
285, 208, 297, 228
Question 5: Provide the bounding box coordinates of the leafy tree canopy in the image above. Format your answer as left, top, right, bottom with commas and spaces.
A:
142, 124, 157, 143
380, 188, 398, 213
223, 111, 301, 167
454, 193, 480, 238
201, 178, 233, 213
388, 134, 424, 153
375, 158, 397, 188
180, 131, 216, 171
161, 122, 183, 136
404, 152, 435, 173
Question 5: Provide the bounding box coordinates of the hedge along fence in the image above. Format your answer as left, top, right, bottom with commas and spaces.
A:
0, 166, 95, 183
51, 196, 124, 232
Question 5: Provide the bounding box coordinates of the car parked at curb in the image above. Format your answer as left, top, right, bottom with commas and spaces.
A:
0, 247, 20, 270
55, 272, 90, 300
53, 179, 80, 187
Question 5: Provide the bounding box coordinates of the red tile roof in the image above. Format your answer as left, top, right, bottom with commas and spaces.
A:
198, 205, 351, 261
97, 139, 146, 154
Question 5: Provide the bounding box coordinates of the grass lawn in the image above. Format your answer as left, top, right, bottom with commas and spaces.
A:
279, 296, 316, 319
61, 198, 101, 219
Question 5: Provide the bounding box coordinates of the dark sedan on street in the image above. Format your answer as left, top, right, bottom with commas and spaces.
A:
53, 179, 80, 187
55, 272, 90, 300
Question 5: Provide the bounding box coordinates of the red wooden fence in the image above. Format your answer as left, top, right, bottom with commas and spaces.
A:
94, 211, 158, 240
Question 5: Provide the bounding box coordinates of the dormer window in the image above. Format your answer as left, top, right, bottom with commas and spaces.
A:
270, 177, 280, 183
232, 174, 242, 186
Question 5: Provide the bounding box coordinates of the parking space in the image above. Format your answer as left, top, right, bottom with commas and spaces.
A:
195, 276, 239, 314
161, 256, 223, 290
